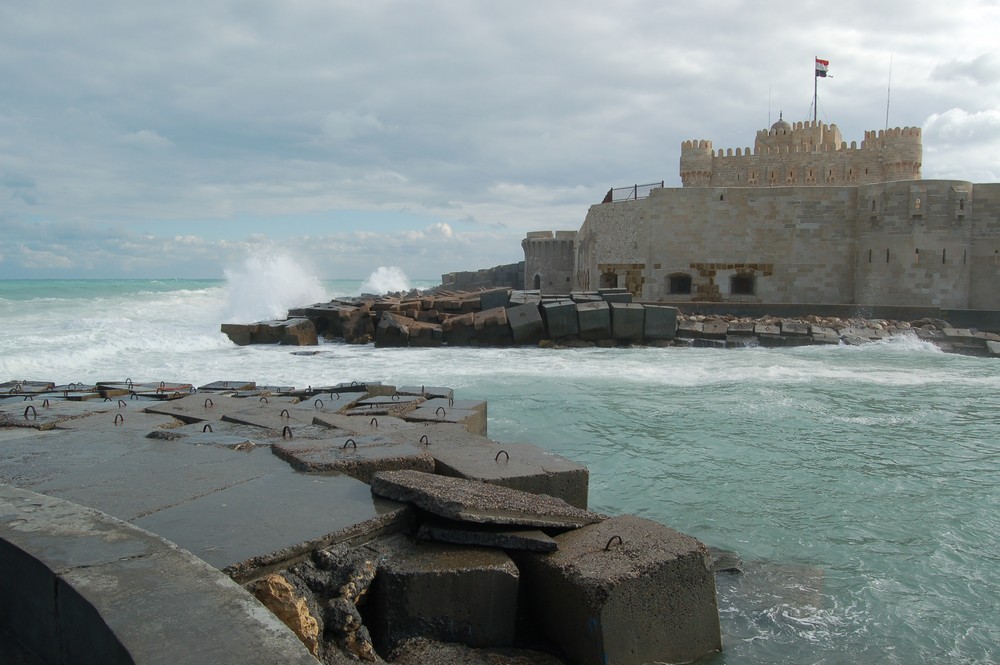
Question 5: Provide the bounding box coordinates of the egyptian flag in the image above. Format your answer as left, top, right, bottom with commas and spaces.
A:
815, 57, 829, 77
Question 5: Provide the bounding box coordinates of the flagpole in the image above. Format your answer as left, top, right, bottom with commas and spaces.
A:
814, 57, 818, 124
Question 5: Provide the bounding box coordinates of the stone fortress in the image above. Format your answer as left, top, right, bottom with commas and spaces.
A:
524, 116, 1000, 310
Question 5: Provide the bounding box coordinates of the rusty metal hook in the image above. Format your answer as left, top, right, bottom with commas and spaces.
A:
118, 399, 126, 408
604, 535, 623, 551
342, 438, 357, 449
280, 409, 290, 419
281, 425, 293, 438
203, 423, 213, 433
42, 399, 50, 408
314, 399, 323, 409
113, 413, 124, 425
370, 417, 378, 428
420, 435, 429, 445
435, 406, 446, 417
23, 405, 37, 420
260, 396, 269, 403
495, 450, 509, 462
23, 395, 33, 401
125, 377, 133, 388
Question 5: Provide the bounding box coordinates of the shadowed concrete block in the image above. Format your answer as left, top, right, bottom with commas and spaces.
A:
577, 301, 611, 341
366, 535, 519, 649
507, 303, 545, 345
700, 319, 729, 339
643, 305, 678, 340
279, 318, 319, 346
407, 321, 443, 347
541, 299, 579, 338
479, 288, 512, 310
370, 470, 603, 529
442, 312, 477, 346
727, 321, 754, 335
610, 303, 645, 341
375, 313, 412, 347
416, 520, 558, 553
754, 323, 780, 335
517, 515, 721, 665
475, 307, 512, 345
430, 438, 589, 509
599, 288, 632, 304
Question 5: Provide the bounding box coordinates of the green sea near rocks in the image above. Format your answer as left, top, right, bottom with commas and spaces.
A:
1, 277, 997, 664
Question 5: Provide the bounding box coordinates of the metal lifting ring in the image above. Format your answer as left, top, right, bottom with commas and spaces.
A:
370, 417, 378, 428
118, 399, 126, 408
495, 450, 509, 462
42, 399, 50, 408
260, 396, 269, 403
113, 413, 124, 425
23, 395, 33, 401
314, 399, 324, 409
604, 535, 623, 551
391, 394, 400, 402
281, 425, 293, 438
419, 435, 429, 445
23, 405, 37, 420
130, 391, 138, 400
342, 438, 357, 449
204, 398, 214, 408
280, 409, 290, 418
203, 424, 213, 433
435, 406, 446, 417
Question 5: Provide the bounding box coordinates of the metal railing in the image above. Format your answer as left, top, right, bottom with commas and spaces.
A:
602, 181, 664, 203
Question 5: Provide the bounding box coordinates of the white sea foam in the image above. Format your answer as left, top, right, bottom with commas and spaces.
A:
358, 266, 410, 295
222, 252, 328, 322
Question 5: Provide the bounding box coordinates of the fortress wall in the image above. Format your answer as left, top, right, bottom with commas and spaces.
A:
577, 200, 644, 291
854, 181, 972, 308
968, 183, 1000, 309
640, 186, 856, 303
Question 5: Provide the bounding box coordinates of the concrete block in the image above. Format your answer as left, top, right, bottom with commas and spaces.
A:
541, 299, 579, 338
677, 321, 702, 338
727, 321, 754, 335
429, 435, 589, 509
366, 535, 519, 649
643, 305, 678, 340
726, 335, 758, 348
474, 307, 512, 345
598, 288, 632, 304
610, 303, 645, 341
507, 303, 545, 345
272, 436, 435, 483
479, 288, 512, 310
577, 301, 611, 340
280, 318, 318, 346
518, 515, 721, 665
700, 319, 729, 339
441, 312, 476, 346
781, 321, 811, 336
375, 313, 412, 347
405, 397, 487, 436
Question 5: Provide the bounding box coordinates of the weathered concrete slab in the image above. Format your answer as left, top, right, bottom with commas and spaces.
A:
643, 305, 678, 340
366, 534, 519, 650
610, 302, 645, 341
197, 380, 257, 392
577, 301, 611, 340
272, 436, 435, 482
727, 321, 755, 335
134, 467, 400, 571
221, 404, 319, 431
753, 323, 780, 335
541, 299, 580, 338
416, 520, 558, 553
0, 380, 55, 395
479, 288, 512, 311
517, 515, 721, 665
144, 393, 297, 423
700, 319, 729, 339
430, 438, 589, 509
370, 470, 603, 529
507, 302, 545, 345
0, 397, 130, 430
396, 385, 454, 400
405, 399, 486, 436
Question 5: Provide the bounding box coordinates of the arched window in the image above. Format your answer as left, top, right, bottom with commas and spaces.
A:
533, 274, 541, 290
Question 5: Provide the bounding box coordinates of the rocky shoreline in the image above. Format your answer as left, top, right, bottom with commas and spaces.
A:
221, 287, 1000, 358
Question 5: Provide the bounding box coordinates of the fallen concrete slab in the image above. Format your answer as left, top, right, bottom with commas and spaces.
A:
272, 436, 435, 482
370, 469, 603, 529
416, 519, 558, 553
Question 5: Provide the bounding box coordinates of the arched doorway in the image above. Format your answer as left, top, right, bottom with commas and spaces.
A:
533, 274, 541, 290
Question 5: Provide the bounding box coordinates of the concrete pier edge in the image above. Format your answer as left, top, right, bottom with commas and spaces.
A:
0, 484, 319, 665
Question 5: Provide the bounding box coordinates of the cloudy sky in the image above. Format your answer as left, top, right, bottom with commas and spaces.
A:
2, 1, 999, 280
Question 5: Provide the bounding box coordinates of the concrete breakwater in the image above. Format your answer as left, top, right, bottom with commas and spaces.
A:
0, 378, 721, 664
221, 287, 1000, 357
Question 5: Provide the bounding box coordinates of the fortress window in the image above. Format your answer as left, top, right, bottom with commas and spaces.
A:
868, 249, 872, 263
669, 274, 692, 295
730, 274, 755, 296
533, 274, 541, 290
886, 249, 890, 263
960, 199, 965, 211
943, 249, 947, 264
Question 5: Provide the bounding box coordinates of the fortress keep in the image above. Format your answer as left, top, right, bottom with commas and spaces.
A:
524, 118, 1000, 309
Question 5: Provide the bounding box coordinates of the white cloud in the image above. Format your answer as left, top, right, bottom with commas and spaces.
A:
119, 129, 172, 149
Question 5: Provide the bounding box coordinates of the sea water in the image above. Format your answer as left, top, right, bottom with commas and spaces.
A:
1, 270, 998, 665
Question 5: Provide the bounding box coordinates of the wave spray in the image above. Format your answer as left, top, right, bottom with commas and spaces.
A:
222, 252, 328, 322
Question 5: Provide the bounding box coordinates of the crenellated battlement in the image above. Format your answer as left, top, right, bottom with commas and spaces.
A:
680, 118, 921, 187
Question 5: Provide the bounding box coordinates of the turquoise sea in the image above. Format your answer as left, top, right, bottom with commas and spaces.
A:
1, 271, 998, 664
